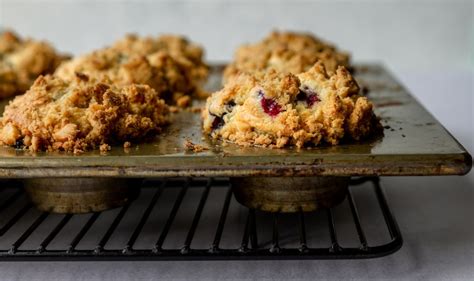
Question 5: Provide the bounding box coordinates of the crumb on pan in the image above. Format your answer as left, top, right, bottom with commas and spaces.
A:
183, 139, 209, 152
176, 95, 191, 108
123, 141, 132, 153
100, 143, 111, 154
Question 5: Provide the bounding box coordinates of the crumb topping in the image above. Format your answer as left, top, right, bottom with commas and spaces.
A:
0, 30, 69, 99
223, 31, 350, 82
0, 74, 169, 153
203, 62, 379, 148
55, 34, 208, 107
183, 139, 209, 152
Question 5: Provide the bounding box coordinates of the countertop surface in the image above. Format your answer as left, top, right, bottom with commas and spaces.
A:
0, 70, 472, 280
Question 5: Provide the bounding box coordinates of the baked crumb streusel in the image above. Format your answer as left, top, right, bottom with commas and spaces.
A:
55, 34, 208, 107
0, 30, 69, 99
0, 73, 169, 153
203, 62, 379, 148
112, 34, 209, 87
223, 31, 350, 82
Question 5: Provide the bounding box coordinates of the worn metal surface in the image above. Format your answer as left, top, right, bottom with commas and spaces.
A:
231, 177, 349, 213
24, 178, 141, 213
0, 64, 471, 178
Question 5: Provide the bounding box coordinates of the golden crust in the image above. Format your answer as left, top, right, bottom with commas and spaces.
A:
223, 31, 350, 82
112, 34, 209, 85
203, 62, 378, 148
56, 49, 169, 97
55, 34, 208, 107
0, 74, 169, 153
0, 30, 69, 99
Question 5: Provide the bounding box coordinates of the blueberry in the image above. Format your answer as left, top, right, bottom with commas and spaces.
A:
298, 86, 320, 107
258, 90, 282, 117
306, 93, 320, 106
225, 100, 236, 113
296, 91, 306, 101
211, 115, 225, 130
260, 97, 282, 117
14, 139, 24, 149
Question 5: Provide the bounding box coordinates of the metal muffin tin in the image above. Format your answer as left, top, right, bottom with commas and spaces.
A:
0, 64, 470, 178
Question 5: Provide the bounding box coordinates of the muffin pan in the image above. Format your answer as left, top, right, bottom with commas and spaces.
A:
0, 64, 470, 179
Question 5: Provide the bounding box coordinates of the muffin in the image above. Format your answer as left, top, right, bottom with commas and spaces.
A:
223, 31, 350, 82
112, 34, 209, 87
56, 34, 208, 107
203, 61, 378, 148
0, 30, 68, 99
0, 73, 169, 154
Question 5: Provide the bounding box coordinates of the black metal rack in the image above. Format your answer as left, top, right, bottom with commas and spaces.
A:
0, 177, 402, 261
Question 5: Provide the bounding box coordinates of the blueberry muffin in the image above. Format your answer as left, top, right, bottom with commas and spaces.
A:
0, 73, 169, 153
223, 31, 350, 82
203, 62, 378, 148
56, 34, 208, 107
0, 30, 68, 99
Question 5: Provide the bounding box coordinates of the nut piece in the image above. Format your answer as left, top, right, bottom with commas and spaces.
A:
0, 123, 20, 145
53, 124, 78, 142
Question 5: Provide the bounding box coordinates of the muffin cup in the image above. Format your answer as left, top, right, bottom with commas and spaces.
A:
231, 176, 349, 213
24, 178, 141, 214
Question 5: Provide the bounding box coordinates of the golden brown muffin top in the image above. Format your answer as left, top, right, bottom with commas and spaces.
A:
223, 31, 350, 82
204, 62, 378, 148
112, 34, 208, 82
55, 33, 209, 107
0, 73, 169, 153
0, 30, 69, 99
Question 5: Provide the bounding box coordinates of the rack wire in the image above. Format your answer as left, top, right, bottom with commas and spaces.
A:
0, 177, 402, 261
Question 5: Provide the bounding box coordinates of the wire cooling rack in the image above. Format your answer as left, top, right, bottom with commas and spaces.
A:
0, 177, 402, 261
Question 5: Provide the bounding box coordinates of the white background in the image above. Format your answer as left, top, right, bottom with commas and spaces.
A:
0, 1, 473, 280
0, 0, 472, 71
